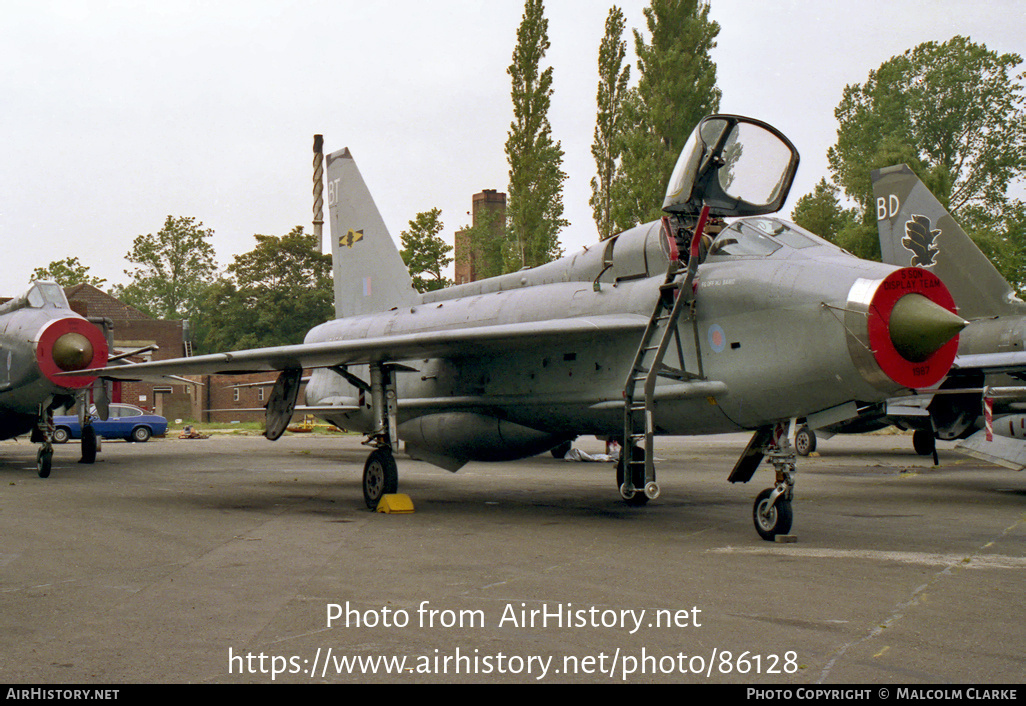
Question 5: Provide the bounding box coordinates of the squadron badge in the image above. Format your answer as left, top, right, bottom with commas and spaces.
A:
340, 228, 364, 249
901, 214, 941, 267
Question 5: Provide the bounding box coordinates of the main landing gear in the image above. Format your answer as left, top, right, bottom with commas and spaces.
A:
358, 363, 403, 510
363, 447, 398, 509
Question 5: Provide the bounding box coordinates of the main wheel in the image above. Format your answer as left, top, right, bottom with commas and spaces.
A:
52, 427, 70, 444
912, 429, 935, 456
794, 426, 816, 456
753, 487, 792, 541
37, 447, 53, 479
615, 445, 648, 506
549, 440, 573, 459
363, 448, 398, 510
131, 426, 151, 443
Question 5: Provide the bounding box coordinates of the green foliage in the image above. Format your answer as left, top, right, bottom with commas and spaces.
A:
791, 178, 858, 244
825, 36, 1026, 267
961, 201, 1026, 293
32, 256, 107, 288
458, 205, 506, 281
112, 215, 218, 320
400, 208, 453, 293
590, 6, 630, 240
612, 0, 720, 230
192, 227, 332, 352
505, 0, 568, 271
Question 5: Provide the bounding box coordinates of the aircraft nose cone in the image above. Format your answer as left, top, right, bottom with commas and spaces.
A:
888, 293, 968, 362
52, 332, 95, 371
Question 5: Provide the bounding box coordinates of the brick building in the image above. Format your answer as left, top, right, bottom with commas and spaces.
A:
63, 284, 194, 421
454, 189, 506, 284
187, 371, 308, 424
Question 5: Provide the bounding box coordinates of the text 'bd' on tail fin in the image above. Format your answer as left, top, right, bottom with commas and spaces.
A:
326, 147, 417, 319
872, 163, 1025, 320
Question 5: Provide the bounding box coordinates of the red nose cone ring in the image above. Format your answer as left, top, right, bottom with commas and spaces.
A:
35, 317, 109, 389
866, 268, 961, 389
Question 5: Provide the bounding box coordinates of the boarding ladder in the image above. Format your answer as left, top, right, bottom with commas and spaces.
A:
620, 210, 709, 502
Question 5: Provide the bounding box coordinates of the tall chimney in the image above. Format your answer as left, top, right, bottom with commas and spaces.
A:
313, 134, 324, 253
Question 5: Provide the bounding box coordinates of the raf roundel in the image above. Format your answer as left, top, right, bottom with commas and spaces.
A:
708, 324, 726, 353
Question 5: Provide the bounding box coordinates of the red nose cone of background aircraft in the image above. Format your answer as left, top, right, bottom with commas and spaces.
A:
35, 317, 109, 389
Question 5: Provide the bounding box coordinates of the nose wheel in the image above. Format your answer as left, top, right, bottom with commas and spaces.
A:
36, 446, 53, 478
753, 486, 793, 540
752, 438, 796, 541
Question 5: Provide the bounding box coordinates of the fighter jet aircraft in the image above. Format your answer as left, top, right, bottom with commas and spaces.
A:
76, 115, 968, 539
873, 163, 1026, 468
0, 280, 110, 476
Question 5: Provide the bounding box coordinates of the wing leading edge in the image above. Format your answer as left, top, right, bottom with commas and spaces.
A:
66, 314, 651, 381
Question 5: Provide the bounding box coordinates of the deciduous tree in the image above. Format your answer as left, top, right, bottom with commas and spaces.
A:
505, 0, 567, 271
824, 36, 1026, 265
192, 227, 332, 352
400, 208, 453, 293
590, 6, 630, 240
113, 215, 218, 320
32, 256, 107, 288
612, 0, 720, 230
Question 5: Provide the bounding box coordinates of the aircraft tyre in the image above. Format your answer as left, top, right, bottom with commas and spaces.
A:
363, 448, 398, 510
912, 429, 935, 456
794, 426, 815, 456
80, 427, 97, 464
753, 487, 792, 541
549, 440, 573, 459
52, 427, 70, 444
37, 446, 53, 479
615, 446, 648, 506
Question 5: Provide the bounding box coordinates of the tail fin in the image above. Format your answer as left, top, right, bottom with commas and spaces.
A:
873, 163, 1024, 319
326, 148, 417, 319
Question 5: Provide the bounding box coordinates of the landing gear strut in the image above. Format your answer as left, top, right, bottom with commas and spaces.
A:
360, 363, 402, 509
728, 424, 796, 541
34, 406, 55, 478
752, 429, 795, 541
80, 425, 97, 464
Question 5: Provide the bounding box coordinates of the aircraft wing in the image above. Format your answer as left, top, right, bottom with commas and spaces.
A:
955, 430, 1026, 471
70, 314, 650, 381
951, 352, 1026, 376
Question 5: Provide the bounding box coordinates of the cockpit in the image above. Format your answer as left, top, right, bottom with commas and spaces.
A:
0, 281, 71, 316
706, 217, 820, 259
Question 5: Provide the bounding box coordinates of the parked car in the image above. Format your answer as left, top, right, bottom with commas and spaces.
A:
52, 404, 168, 443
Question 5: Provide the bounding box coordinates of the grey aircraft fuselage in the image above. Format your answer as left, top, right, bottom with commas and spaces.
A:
0, 281, 108, 441
303, 216, 948, 469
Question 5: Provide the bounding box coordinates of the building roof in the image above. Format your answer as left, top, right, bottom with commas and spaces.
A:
64, 283, 156, 321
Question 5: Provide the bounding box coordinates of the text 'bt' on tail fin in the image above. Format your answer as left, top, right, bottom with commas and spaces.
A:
872, 163, 1024, 320
326, 147, 417, 319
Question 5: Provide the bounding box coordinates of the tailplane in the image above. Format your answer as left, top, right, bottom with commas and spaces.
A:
873, 163, 1025, 319
327, 148, 417, 319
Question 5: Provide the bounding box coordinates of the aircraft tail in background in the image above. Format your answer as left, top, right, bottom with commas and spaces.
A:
872, 163, 1025, 320
326, 148, 417, 319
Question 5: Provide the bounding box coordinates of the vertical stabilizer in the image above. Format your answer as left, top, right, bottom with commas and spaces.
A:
873, 163, 1024, 319
327, 148, 417, 319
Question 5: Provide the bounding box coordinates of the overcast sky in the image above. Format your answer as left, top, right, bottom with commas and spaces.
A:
1, 0, 1024, 297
